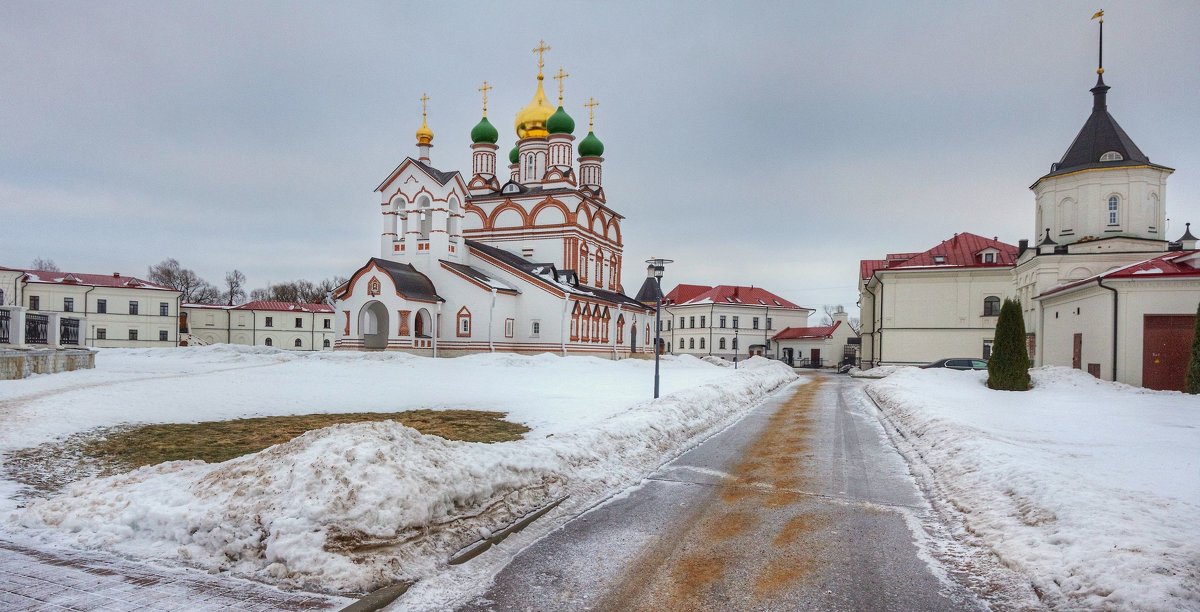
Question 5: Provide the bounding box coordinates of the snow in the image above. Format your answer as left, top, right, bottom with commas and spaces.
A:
850, 364, 915, 378
1, 346, 798, 599
867, 366, 1200, 609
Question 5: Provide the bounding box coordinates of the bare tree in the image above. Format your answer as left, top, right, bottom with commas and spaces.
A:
249, 276, 350, 304
848, 316, 861, 334
821, 304, 838, 326
30, 257, 60, 272
223, 270, 247, 306
147, 258, 220, 304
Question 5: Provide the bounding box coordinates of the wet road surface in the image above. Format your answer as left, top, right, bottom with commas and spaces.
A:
457, 373, 983, 611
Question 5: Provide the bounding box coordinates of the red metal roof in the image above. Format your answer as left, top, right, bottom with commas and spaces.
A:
667, 284, 807, 310
1038, 250, 1200, 298
19, 269, 175, 291
861, 233, 1018, 280
663, 284, 712, 304
232, 301, 334, 313
773, 320, 841, 340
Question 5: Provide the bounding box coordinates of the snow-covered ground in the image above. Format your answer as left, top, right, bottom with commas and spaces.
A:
868, 367, 1200, 610
0, 346, 797, 603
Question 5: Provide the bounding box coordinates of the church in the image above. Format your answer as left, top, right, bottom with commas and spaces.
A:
861, 16, 1200, 391
332, 43, 655, 357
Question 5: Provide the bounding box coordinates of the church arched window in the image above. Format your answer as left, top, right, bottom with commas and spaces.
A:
294, 338, 303, 348
1150, 193, 1161, 231
689, 338, 695, 349
418, 196, 433, 238
323, 339, 331, 348
1107, 195, 1121, 226
699, 337, 706, 350
983, 296, 1001, 316
719, 337, 727, 350
457, 307, 472, 337
264, 338, 273, 347
1100, 151, 1123, 162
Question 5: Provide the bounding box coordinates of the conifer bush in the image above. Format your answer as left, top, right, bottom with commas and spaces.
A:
987, 298, 1031, 391
1186, 301, 1200, 395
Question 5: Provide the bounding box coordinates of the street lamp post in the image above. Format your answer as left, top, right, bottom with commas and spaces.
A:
734, 327, 739, 369
646, 258, 672, 399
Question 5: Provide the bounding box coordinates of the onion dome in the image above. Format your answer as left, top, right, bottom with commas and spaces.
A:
509, 145, 519, 164
470, 116, 498, 144
547, 106, 575, 135
578, 131, 604, 157
415, 119, 434, 145
514, 75, 555, 139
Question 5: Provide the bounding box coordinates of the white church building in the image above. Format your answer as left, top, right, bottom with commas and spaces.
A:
333, 44, 654, 357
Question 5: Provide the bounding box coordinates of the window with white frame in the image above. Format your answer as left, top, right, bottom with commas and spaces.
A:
294, 338, 303, 348
505, 318, 514, 338
719, 315, 726, 328
719, 337, 726, 349
1100, 151, 1123, 162
1108, 195, 1120, 225
159, 330, 169, 341
457, 307, 471, 336
64, 297, 74, 312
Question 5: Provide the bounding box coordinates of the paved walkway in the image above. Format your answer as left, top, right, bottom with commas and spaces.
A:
0, 535, 353, 611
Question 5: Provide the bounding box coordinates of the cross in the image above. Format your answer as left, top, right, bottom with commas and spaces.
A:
532, 39, 551, 73
420, 93, 430, 120
584, 97, 599, 130
477, 81, 492, 116
553, 68, 570, 105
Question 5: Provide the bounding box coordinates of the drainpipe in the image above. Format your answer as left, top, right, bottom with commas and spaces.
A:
872, 275, 884, 368
709, 304, 714, 356
488, 287, 497, 353
82, 286, 95, 347
1097, 278, 1119, 382
560, 293, 570, 356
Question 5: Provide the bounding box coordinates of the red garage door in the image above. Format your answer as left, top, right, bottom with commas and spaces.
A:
1143, 315, 1196, 391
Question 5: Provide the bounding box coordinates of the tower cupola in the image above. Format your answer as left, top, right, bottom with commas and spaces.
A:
468, 81, 500, 194
415, 93, 434, 163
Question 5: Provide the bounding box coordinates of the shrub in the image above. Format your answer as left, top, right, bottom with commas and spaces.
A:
988, 298, 1031, 391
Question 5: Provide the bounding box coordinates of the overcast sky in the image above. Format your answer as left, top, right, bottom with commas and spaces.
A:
2, 1, 1198, 316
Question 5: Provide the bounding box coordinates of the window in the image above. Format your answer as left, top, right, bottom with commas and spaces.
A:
505, 318, 514, 338
1100, 151, 1123, 162
30, 296, 40, 310
732, 337, 739, 350
294, 338, 303, 348
933, 255, 946, 264
699, 337, 706, 349
128, 329, 138, 341
265, 316, 274, 327
700, 316, 706, 328
766, 317, 773, 330
323, 319, 331, 329
265, 338, 273, 347
457, 307, 471, 337
295, 317, 303, 329
96, 299, 107, 313
983, 296, 1001, 316
159, 330, 169, 341
983, 252, 995, 263
732, 316, 739, 329
0, 289, 4, 305
667, 320, 671, 331
719, 316, 726, 328
689, 316, 695, 328
128, 301, 138, 315
64, 297, 74, 312
1108, 195, 1120, 225
531, 320, 541, 337
752, 317, 760, 330
96, 328, 107, 340
719, 337, 726, 349
679, 316, 685, 328
160, 302, 169, 316
323, 339, 331, 348
689, 338, 695, 349
983, 340, 994, 360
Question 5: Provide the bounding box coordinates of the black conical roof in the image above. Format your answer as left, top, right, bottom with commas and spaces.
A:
1037, 75, 1170, 183
634, 276, 662, 304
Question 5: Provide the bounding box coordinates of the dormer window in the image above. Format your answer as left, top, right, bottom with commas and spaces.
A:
977, 248, 999, 264
1100, 151, 1123, 162
502, 183, 520, 194
933, 255, 946, 264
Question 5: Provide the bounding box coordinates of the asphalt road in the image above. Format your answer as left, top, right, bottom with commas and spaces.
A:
457, 372, 983, 611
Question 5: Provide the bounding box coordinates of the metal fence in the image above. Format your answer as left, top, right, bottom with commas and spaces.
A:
26, 313, 48, 345
60, 318, 80, 346
0, 309, 9, 344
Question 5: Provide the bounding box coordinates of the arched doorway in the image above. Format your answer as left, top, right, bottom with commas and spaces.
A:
630, 323, 637, 351
414, 308, 433, 338
359, 301, 390, 350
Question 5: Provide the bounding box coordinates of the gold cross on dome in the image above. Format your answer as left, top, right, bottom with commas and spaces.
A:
532, 39, 551, 72
553, 68, 570, 104
477, 81, 492, 116
584, 97, 599, 130
420, 93, 430, 120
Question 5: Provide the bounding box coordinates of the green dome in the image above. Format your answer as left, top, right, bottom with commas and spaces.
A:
578, 131, 604, 157
546, 106, 575, 135
508, 145, 519, 164
470, 116, 499, 144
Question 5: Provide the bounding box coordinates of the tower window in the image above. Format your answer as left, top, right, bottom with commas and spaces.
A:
1108, 195, 1120, 225
1100, 151, 1123, 162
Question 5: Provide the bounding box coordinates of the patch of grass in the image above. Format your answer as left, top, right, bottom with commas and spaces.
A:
3, 410, 528, 499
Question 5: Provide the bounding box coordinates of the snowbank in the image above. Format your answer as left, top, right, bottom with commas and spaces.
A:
867, 366, 1200, 609
850, 364, 915, 378
11, 353, 797, 594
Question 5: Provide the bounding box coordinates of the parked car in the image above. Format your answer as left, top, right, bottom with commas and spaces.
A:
921, 358, 988, 370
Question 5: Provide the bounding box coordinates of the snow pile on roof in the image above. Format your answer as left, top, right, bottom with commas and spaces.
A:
866, 367, 1200, 609
10, 353, 797, 595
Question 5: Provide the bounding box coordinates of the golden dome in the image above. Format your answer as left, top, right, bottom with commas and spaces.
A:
514, 75, 555, 139
415, 118, 434, 145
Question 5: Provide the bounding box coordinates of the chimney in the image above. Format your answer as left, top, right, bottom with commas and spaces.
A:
113, 272, 120, 278
1018, 239, 1029, 257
